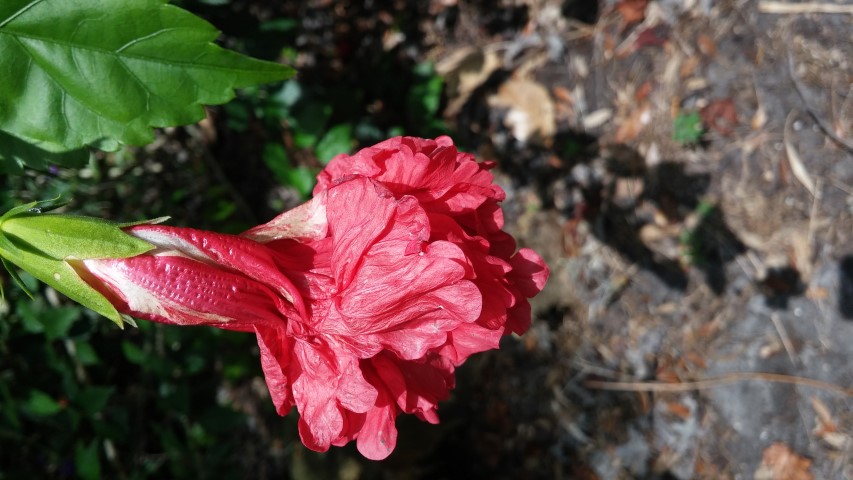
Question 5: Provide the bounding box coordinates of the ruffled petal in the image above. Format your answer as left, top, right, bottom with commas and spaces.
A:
255, 325, 295, 415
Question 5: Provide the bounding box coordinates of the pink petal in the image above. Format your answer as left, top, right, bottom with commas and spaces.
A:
439, 322, 504, 365
291, 341, 344, 452
355, 388, 397, 461
243, 191, 329, 243
255, 325, 295, 415
509, 248, 550, 298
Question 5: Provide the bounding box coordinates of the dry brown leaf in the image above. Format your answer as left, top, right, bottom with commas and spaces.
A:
700, 98, 738, 136
487, 77, 556, 146
552, 86, 575, 119
664, 401, 692, 420
562, 215, 588, 258
436, 47, 502, 117
615, 0, 650, 27
810, 396, 833, 426
752, 103, 768, 130
635, 81, 653, 103
697, 33, 717, 56
754, 443, 813, 480
679, 56, 701, 78
805, 287, 828, 300
552, 85, 573, 103
614, 105, 650, 143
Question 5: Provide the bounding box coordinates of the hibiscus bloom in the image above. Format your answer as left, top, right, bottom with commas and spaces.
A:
76, 136, 548, 460
315, 136, 546, 337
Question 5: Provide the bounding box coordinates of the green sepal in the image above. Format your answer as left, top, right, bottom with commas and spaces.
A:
1, 256, 34, 299
0, 242, 126, 327
0, 201, 164, 327
1, 214, 155, 261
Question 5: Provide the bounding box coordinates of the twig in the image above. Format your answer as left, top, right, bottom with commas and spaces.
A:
787, 49, 853, 152
585, 371, 853, 397
770, 312, 798, 365
784, 110, 817, 195
759, 1, 853, 14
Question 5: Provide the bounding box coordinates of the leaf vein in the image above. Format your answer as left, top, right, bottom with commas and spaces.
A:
0, 0, 45, 29
1, 30, 276, 73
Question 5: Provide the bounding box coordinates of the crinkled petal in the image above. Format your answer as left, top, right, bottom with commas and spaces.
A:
291, 341, 344, 452
243, 191, 329, 243
509, 248, 550, 298
439, 322, 504, 365
255, 325, 295, 415
354, 380, 398, 461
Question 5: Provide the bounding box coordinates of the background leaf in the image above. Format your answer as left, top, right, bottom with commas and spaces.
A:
0, 131, 89, 173
75, 440, 102, 480
0, 0, 294, 152
315, 124, 353, 165
22, 390, 62, 417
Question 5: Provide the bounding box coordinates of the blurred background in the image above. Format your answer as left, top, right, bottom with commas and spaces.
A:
1, 0, 852, 478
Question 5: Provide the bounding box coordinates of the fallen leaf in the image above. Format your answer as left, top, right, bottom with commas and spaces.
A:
614, 105, 650, 142
805, 287, 828, 300
582, 108, 614, 130
634, 26, 669, 50
809, 396, 834, 429
680, 56, 701, 79
754, 443, 813, 480
488, 77, 556, 146
615, 0, 650, 27
697, 33, 717, 56
700, 98, 738, 136
752, 103, 768, 130
634, 81, 653, 103
665, 401, 691, 420
562, 215, 587, 258
437, 47, 502, 117
552, 85, 573, 103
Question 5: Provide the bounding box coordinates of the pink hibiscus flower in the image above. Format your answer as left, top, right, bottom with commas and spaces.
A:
78, 136, 548, 460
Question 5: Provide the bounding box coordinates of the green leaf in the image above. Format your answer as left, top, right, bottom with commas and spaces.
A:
0, 131, 89, 173
75, 386, 113, 416
291, 102, 332, 149
75, 440, 102, 480
260, 18, 297, 33
73, 340, 100, 366
38, 306, 81, 340
315, 124, 353, 165
286, 167, 318, 198
0, 0, 295, 152
409, 62, 443, 118
673, 112, 704, 145
262, 143, 316, 197
22, 389, 62, 417
121, 341, 145, 365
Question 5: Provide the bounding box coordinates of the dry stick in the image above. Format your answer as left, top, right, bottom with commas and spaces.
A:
786, 48, 853, 153
770, 312, 798, 366
585, 372, 853, 397
759, 1, 853, 14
